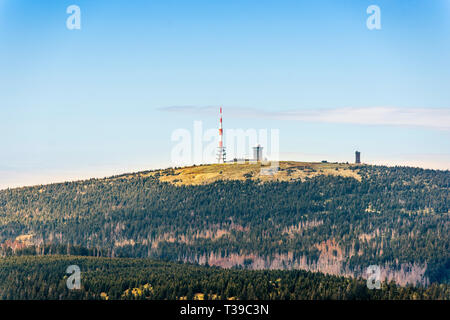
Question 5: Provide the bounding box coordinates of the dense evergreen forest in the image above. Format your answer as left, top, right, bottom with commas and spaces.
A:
0, 255, 448, 300
0, 163, 448, 288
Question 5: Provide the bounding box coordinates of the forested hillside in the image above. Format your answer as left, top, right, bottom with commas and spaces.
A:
0, 162, 448, 286
0, 255, 448, 300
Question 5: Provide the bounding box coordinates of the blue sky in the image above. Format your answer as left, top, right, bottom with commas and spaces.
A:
0, 0, 449, 188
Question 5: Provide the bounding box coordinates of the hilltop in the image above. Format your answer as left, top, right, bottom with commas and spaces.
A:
112, 161, 362, 186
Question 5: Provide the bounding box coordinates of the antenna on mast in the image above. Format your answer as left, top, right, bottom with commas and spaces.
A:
217, 106, 226, 163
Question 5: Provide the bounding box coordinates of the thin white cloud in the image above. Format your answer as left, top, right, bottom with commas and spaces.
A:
160, 106, 450, 130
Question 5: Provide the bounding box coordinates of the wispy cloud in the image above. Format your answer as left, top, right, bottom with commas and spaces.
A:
160, 106, 450, 130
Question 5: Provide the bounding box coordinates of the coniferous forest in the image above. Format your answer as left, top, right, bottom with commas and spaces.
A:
0, 163, 448, 299
0, 255, 448, 300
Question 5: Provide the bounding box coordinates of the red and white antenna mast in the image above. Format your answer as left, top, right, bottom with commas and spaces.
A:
217, 106, 226, 163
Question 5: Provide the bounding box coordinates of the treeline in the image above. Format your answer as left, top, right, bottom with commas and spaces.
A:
0, 255, 448, 300
2, 243, 110, 258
